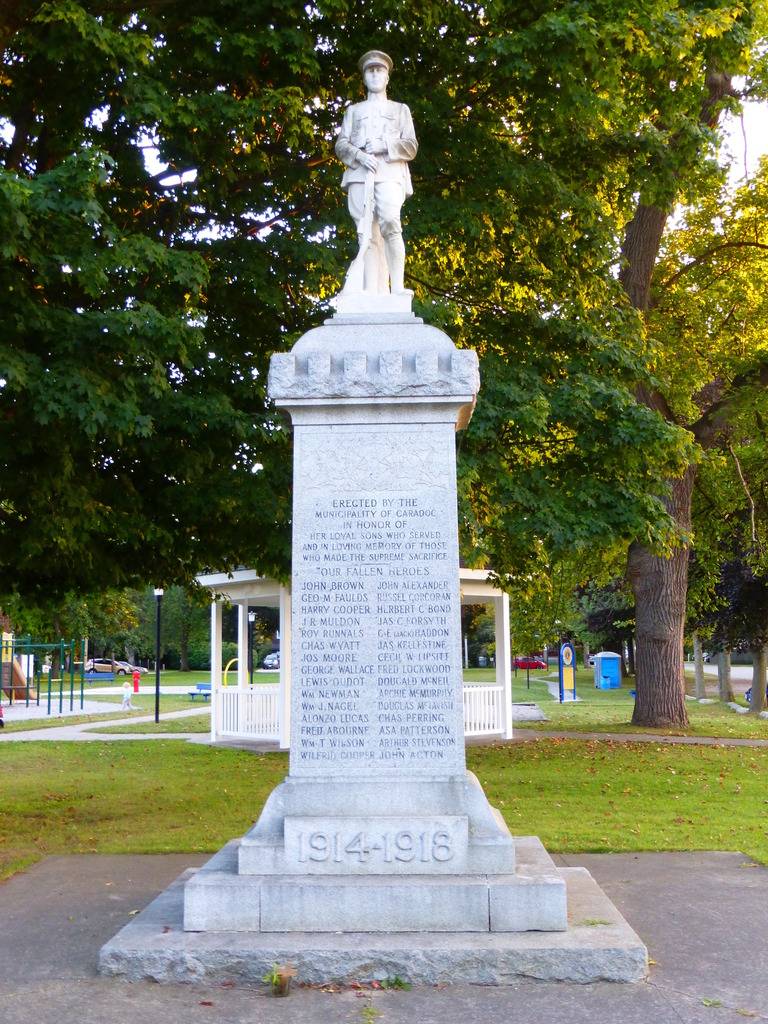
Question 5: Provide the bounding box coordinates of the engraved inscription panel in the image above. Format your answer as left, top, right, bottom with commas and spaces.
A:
283, 816, 469, 874
290, 423, 465, 777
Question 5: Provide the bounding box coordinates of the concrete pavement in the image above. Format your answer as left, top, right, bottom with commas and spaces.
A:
1, 850, 766, 1023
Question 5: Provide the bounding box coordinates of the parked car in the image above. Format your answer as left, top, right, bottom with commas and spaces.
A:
262, 651, 280, 670
513, 656, 547, 670
85, 658, 148, 675
745, 685, 768, 704
85, 658, 117, 674
123, 662, 149, 675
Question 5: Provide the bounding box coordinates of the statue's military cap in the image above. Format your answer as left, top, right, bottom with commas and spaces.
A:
358, 50, 393, 74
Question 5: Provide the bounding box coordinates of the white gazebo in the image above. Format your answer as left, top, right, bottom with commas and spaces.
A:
198, 567, 513, 747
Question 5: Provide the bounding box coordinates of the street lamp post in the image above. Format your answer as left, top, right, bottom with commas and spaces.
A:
248, 610, 256, 686
154, 588, 164, 724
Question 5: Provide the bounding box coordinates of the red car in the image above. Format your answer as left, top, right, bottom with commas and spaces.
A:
514, 656, 547, 670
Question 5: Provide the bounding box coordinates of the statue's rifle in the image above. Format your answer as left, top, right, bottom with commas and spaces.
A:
341, 166, 375, 294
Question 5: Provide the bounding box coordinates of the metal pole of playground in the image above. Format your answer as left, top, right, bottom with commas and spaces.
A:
68, 639, 75, 710
154, 588, 163, 724
79, 640, 85, 709
59, 639, 64, 714
24, 640, 31, 707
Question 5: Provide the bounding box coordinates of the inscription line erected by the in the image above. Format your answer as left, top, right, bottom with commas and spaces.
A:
290, 427, 466, 778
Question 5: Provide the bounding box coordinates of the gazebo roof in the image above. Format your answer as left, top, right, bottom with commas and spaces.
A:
197, 566, 505, 606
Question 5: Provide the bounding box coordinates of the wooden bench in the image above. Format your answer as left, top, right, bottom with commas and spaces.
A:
188, 683, 212, 701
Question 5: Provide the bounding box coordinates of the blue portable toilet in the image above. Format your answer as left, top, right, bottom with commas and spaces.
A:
593, 651, 622, 689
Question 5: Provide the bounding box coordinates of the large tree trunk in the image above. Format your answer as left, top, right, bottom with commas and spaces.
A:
618, 72, 736, 730
628, 469, 695, 727
717, 649, 734, 703
618, 205, 668, 311
749, 646, 766, 714
179, 626, 190, 673
627, 635, 636, 676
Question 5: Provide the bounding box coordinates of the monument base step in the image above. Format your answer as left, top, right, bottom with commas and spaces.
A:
238, 773, 517, 876
98, 863, 648, 984
184, 836, 565, 933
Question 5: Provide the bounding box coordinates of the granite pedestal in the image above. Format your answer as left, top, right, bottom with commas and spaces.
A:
99, 306, 647, 983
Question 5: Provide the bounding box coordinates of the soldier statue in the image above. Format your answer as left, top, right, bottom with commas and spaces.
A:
335, 50, 418, 297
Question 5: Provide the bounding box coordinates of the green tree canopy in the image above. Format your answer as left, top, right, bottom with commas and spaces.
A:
1, 0, 763, 629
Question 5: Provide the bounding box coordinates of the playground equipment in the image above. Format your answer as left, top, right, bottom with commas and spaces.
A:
223, 657, 239, 687
0, 634, 86, 714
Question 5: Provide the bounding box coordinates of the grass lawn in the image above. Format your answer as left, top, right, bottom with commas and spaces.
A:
512, 669, 768, 740
2, 739, 767, 881
92, 713, 212, 734
147, 669, 280, 686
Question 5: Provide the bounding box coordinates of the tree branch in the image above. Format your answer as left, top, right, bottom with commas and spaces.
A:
404, 271, 511, 317
692, 361, 768, 447
727, 442, 758, 547
660, 240, 768, 291
634, 382, 677, 424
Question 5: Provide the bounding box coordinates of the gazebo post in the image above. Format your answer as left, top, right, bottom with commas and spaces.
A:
278, 586, 291, 750
210, 599, 223, 742
495, 591, 513, 739
237, 605, 248, 690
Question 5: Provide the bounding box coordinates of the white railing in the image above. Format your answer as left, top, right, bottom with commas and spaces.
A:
219, 685, 280, 739
463, 683, 505, 736
215, 683, 506, 742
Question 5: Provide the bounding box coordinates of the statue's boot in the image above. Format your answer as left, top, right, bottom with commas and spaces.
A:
384, 232, 407, 294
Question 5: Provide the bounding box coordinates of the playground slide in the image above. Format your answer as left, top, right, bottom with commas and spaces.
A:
0, 657, 37, 700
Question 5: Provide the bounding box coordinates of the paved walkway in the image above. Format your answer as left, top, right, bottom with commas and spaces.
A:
685, 661, 754, 683
0, 706, 211, 743
1, 850, 767, 1023
0, 685, 210, 725
1, 697, 129, 722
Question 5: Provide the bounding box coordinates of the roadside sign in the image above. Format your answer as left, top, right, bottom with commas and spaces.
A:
559, 641, 577, 703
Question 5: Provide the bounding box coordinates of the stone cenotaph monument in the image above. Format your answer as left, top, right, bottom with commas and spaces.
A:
99, 51, 647, 985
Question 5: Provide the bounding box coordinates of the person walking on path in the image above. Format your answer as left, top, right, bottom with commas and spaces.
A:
120, 680, 139, 712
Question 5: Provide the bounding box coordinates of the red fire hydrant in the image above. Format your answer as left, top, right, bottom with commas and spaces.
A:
132, 670, 141, 694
